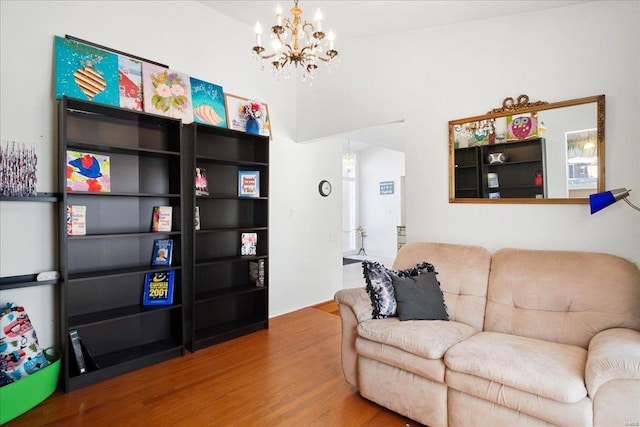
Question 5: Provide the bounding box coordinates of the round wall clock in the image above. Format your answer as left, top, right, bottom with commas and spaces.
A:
318, 180, 332, 197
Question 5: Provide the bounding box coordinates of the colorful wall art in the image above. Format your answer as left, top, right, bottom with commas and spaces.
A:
190, 77, 227, 128
55, 36, 119, 106
142, 63, 193, 123
224, 93, 272, 139
118, 56, 143, 111
66, 150, 111, 192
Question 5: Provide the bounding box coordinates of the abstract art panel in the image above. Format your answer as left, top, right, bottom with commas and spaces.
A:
190, 77, 227, 128
55, 36, 119, 106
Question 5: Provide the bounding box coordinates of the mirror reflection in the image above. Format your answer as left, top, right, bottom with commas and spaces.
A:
449, 94, 605, 203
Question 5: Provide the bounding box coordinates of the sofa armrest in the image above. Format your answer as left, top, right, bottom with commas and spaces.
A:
334, 288, 372, 388
335, 288, 373, 323
586, 328, 640, 397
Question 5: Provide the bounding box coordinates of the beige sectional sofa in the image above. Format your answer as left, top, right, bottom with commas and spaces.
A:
334, 242, 640, 427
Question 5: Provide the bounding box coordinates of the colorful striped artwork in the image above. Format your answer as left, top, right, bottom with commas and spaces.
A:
54, 36, 119, 106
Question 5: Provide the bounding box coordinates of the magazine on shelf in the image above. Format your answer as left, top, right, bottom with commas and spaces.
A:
151, 206, 173, 232
249, 259, 265, 287
69, 329, 87, 374
66, 205, 86, 235
151, 239, 173, 266
142, 270, 175, 306
195, 167, 209, 196
241, 232, 258, 256
195, 206, 201, 230
238, 171, 260, 198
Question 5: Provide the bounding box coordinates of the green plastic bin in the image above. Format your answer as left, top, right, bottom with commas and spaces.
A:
0, 349, 61, 425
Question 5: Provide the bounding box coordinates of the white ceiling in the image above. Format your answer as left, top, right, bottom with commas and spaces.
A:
200, 1, 592, 153
199, 1, 591, 42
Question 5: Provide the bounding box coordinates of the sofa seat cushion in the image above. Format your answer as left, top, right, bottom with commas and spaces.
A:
356, 336, 446, 383
357, 317, 478, 360
445, 332, 588, 403
446, 370, 593, 426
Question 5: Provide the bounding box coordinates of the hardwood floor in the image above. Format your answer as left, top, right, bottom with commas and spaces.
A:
7, 307, 422, 427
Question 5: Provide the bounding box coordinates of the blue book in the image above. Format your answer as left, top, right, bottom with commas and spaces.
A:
151, 239, 173, 266
142, 270, 175, 306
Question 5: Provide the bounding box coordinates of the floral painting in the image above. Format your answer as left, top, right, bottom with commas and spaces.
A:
142, 63, 193, 123
55, 36, 119, 106
66, 150, 111, 192
224, 93, 272, 139
190, 77, 227, 128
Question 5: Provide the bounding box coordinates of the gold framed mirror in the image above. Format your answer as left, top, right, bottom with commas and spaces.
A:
449, 94, 605, 204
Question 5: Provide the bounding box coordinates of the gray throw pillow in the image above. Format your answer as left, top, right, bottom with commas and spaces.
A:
391, 272, 449, 321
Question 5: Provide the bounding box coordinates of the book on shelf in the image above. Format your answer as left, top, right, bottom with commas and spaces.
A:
241, 232, 257, 256
195, 206, 201, 230
487, 172, 499, 188
151, 239, 173, 266
69, 329, 87, 374
195, 167, 209, 196
249, 259, 265, 287
142, 270, 175, 306
151, 206, 173, 232
66, 150, 111, 193
238, 170, 260, 198
66, 205, 86, 235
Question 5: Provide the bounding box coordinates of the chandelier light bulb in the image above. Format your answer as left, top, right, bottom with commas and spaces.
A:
254, 21, 263, 47
314, 8, 323, 31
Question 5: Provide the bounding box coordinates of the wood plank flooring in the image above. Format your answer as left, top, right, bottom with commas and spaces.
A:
6, 307, 423, 427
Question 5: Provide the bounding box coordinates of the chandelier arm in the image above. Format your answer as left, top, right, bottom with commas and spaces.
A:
623, 197, 640, 212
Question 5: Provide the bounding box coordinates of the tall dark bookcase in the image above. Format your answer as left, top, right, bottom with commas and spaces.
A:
58, 97, 185, 391
183, 123, 269, 352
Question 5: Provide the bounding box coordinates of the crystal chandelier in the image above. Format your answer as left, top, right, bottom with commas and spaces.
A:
343, 139, 356, 173
252, 0, 339, 82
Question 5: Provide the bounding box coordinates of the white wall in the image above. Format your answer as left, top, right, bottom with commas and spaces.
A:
0, 1, 343, 348
297, 1, 640, 265
358, 146, 405, 258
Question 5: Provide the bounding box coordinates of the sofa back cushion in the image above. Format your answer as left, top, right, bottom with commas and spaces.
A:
393, 242, 491, 331
485, 248, 640, 348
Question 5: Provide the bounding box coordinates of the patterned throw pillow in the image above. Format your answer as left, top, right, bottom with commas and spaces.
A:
363, 261, 396, 319
362, 261, 438, 319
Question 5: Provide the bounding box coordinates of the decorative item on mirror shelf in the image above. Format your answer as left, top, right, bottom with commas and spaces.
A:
534, 171, 543, 186
195, 206, 200, 230
487, 173, 499, 189
487, 152, 508, 165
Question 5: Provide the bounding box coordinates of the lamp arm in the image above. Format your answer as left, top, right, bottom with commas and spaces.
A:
623, 197, 640, 212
